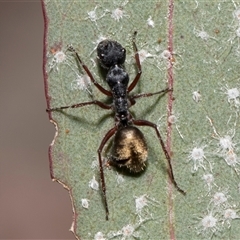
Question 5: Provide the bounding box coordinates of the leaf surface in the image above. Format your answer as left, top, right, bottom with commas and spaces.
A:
43, 1, 240, 239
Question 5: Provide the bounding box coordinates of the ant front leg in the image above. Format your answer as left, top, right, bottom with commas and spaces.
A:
127, 31, 142, 93
133, 119, 186, 195
67, 46, 112, 97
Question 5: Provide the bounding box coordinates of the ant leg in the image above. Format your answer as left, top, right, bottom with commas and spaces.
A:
68, 46, 112, 97
132, 87, 171, 100
132, 119, 186, 195
129, 88, 171, 107
46, 100, 111, 112
97, 125, 118, 220
127, 31, 142, 93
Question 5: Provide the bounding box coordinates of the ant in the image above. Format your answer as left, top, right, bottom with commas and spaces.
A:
46, 31, 186, 220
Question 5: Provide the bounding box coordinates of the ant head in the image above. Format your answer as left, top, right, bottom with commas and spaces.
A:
97, 40, 126, 69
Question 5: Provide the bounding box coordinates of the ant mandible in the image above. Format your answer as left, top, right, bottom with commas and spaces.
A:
47, 31, 185, 220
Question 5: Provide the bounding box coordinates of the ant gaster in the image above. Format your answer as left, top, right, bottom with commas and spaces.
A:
47, 32, 186, 220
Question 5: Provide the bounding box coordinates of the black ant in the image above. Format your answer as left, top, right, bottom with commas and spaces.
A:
46, 31, 186, 220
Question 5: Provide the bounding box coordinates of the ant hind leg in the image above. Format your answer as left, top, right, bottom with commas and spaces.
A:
133, 119, 186, 195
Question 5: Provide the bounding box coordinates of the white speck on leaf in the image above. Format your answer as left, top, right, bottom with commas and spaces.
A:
147, 16, 155, 27
89, 176, 99, 190
81, 198, 89, 209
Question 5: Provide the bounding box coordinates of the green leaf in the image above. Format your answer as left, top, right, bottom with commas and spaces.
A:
43, 1, 240, 239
